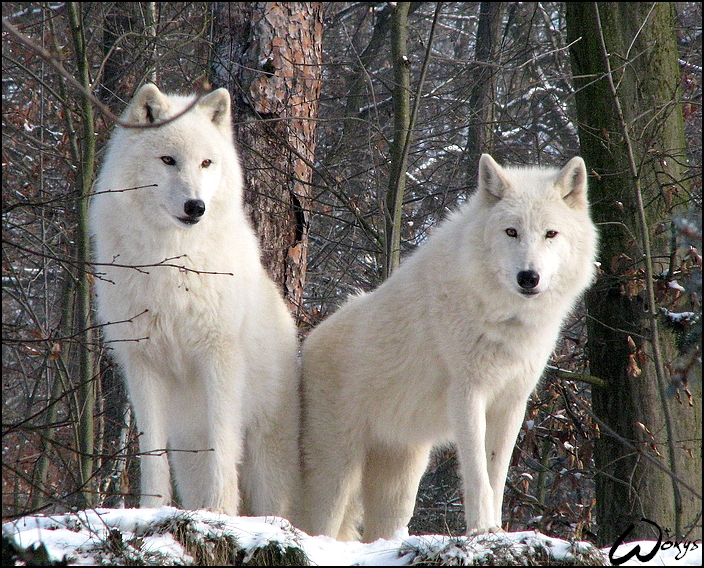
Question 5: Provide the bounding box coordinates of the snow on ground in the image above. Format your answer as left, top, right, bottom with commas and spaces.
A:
2, 507, 701, 566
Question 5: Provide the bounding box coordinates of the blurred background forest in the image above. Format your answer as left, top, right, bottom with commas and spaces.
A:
2, 2, 701, 547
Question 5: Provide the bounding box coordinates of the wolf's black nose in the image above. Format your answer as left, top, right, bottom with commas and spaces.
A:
184, 199, 206, 218
517, 270, 540, 289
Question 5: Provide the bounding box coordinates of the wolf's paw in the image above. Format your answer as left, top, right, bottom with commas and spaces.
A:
467, 525, 503, 537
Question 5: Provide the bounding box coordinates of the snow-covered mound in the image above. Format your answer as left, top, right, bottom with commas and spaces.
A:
3, 507, 700, 566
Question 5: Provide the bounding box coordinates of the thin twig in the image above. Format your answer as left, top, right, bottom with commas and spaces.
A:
562, 384, 701, 502
3, 17, 203, 129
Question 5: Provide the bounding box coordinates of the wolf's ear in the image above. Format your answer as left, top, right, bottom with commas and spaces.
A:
478, 154, 510, 200
127, 84, 170, 124
556, 157, 588, 210
198, 88, 232, 134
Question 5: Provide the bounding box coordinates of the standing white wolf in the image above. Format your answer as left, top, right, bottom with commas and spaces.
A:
89, 84, 299, 517
300, 154, 598, 541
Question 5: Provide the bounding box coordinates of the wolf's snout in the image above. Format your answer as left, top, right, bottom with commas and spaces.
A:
517, 270, 540, 291
184, 199, 206, 219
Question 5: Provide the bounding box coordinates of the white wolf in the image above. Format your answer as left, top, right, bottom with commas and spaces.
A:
89, 84, 299, 517
300, 154, 597, 541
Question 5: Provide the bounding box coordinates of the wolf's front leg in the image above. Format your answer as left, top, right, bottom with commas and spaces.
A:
168, 363, 243, 515
125, 367, 172, 508
486, 394, 530, 527
239, 387, 300, 519
448, 388, 497, 533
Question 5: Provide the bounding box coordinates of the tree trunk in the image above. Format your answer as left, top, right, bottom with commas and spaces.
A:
464, 2, 502, 187
567, 2, 701, 546
210, 2, 323, 322
384, 2, 412, 279
342, 3, 392, 140
68, 1, 97, 508
100, 3, 134, 106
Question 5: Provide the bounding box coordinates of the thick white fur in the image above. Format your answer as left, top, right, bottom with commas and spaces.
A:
89, 84, 299, 517
300, 154, 598, 541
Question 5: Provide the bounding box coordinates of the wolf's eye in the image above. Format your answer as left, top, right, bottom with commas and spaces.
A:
505, 228, 518, 238
160, 156, 176, 166
201, 159, 212, 168
545, 230, 558, 239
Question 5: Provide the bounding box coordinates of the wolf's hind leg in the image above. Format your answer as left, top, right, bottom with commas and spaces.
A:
361, 443, 431, 542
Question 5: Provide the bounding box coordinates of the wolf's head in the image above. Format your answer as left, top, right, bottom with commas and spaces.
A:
477, 154, 597, 304
103, 84, 241, 230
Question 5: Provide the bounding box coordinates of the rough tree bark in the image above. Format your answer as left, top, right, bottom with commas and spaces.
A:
567, 1, 702, 546
210, 2, 323, 322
